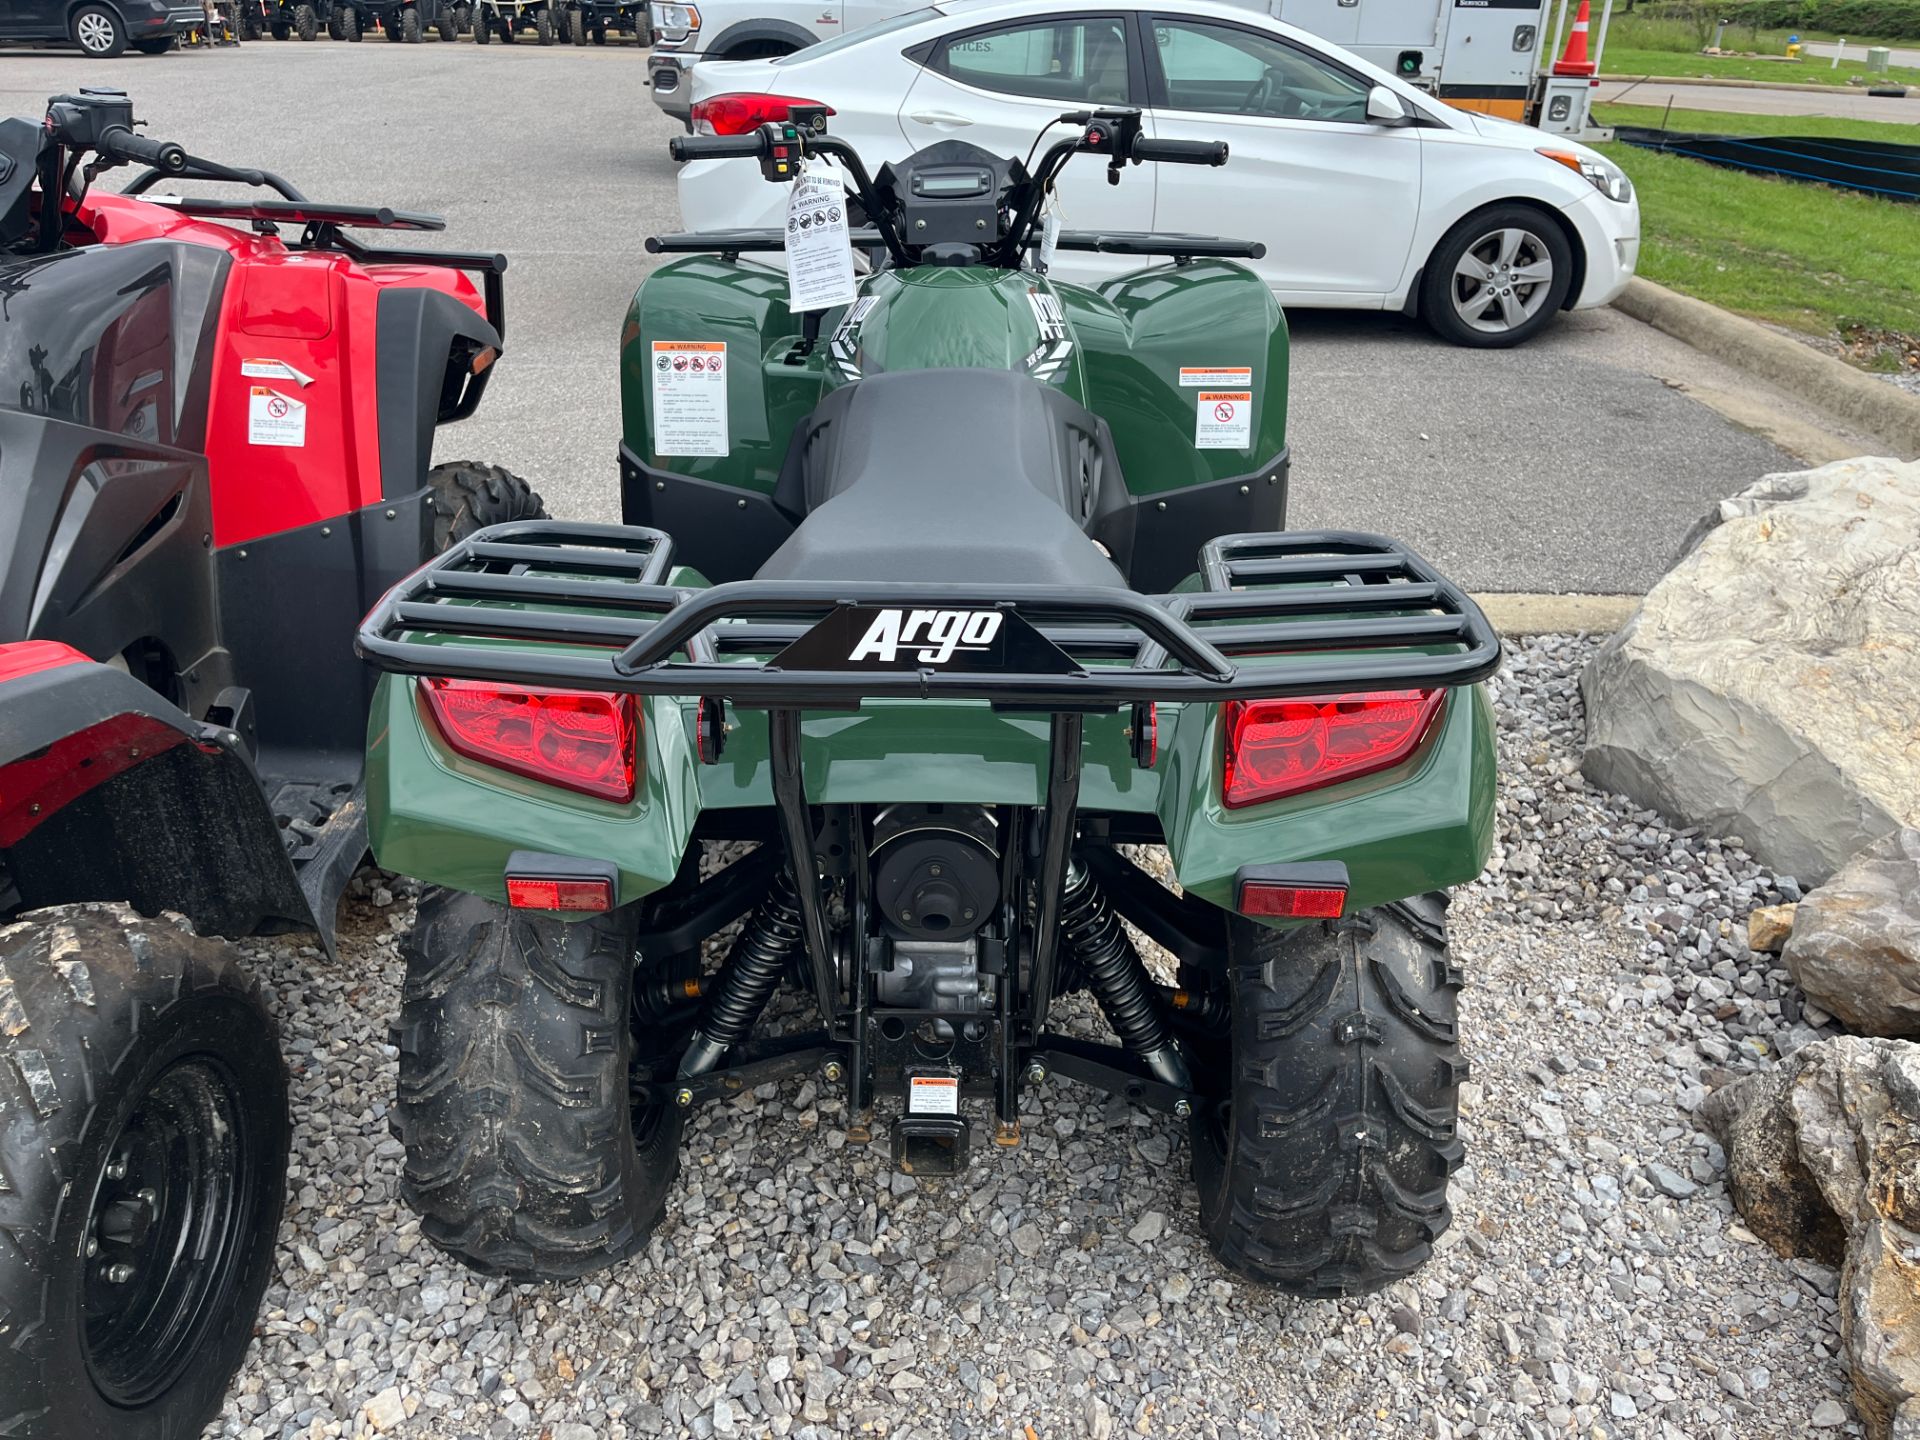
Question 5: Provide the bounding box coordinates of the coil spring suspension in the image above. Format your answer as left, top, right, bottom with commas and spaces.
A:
678, 865, 806, 1079
1058, 863, 1193, 1092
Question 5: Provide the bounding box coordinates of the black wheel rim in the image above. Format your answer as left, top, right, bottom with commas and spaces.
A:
81, 1057, 255, 1407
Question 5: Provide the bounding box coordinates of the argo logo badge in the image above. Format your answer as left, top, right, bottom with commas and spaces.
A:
849, 609, 1003, 665
772, 604, 1081, 675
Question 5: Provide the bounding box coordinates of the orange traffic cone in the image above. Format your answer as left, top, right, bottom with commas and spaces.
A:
1553, 0, 1598, 76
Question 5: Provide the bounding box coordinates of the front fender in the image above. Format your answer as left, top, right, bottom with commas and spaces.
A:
700, 15, 814, 55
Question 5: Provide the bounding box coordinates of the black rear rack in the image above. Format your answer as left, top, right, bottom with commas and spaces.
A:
141, 196, 446, 231
354, 521, 1500, 707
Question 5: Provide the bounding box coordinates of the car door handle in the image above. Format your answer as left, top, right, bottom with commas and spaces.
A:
909, 109, 974, 126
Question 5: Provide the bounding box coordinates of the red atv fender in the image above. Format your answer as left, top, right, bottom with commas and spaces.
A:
0, 641, 328, 947
76, 191, 503, 548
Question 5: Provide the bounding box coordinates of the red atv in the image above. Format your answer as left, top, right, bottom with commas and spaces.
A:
0, 88, 539, 1440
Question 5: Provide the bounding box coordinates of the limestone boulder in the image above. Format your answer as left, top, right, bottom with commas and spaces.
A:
1786, 830, 1920, 1038
1581, 456, 1920, 885
1700, 1037, 1920, 1439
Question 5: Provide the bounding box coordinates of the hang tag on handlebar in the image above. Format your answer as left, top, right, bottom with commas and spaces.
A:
1038, 191, 1062, 273
786, 159, 857, 314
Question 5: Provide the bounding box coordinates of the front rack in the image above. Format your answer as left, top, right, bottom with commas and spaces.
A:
354, 521, 1500, 707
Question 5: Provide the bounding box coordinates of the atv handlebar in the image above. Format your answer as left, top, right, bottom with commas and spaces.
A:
656, 109, 1243, 275
97, 124, 186, 175
1129, 138, 1229, 167
668, 133, 767, 162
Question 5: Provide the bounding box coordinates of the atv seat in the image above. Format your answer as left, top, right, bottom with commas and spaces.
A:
759, 370, 1125, 588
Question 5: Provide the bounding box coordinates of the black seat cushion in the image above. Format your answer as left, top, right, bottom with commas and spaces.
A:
759, 370, 1125, 587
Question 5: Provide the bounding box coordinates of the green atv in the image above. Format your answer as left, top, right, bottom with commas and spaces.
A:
356, 108, 1500, 1295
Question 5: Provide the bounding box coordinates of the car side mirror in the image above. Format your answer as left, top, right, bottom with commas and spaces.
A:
1366, 86, 1414, 126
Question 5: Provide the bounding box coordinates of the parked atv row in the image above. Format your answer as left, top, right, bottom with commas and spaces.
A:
0, 88, 538, 1440
0, 87, 1500, 1440
233, 0, 642, 41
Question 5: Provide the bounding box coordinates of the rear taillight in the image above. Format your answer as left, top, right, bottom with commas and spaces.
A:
1222, 690, 1445, 809
691, 93, 834, 137
419, 677, 638, 803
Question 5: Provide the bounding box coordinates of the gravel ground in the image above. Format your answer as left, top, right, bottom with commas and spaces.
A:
213, 635, 1865, 1440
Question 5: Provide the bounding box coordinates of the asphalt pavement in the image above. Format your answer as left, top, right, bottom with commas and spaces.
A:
1594, 76, 1920, 121
0, 41, 1829, 594
1801, 38, 1920, 68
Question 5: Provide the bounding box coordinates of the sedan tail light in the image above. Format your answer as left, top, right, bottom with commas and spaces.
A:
1222, 690, 1446, 810
419, 677, 638, 803
691, 93, 834, 137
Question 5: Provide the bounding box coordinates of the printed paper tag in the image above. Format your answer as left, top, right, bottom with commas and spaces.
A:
241, 358, 315, 387
786, 160, 857, 313
907, 1074, 960, 1117
1038, 191, 1062, 272
1179, 366, 1252, 388
1195, 391, 1252, 450
650, 341, 729, 457
248, 386, 307, 447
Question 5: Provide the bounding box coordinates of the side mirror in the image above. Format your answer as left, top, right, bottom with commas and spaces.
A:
1366, 86, 1414, 126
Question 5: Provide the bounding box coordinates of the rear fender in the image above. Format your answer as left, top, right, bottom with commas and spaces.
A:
365, 666, 1493, 920
0, 646, 320, 941
1152, 683, 1498, 919
366, 672, 702, 905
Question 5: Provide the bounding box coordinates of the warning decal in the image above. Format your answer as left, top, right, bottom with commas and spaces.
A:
1195, 391, 1252, 450
248, 386, 307, 447
907, 1074, 960, 1117
650, 341, 729, 457
1179, 366, 1252, 389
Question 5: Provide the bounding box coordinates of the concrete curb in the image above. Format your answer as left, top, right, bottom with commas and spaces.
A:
1471, 593, 1640, 636
1613, 279, 1920, 459
1595, 71, 1910, 95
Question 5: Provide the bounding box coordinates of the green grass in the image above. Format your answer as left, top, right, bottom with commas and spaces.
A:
1593, 103, 1920, 356
1600, 43, 1920, 84
1597, 11, 1920, 83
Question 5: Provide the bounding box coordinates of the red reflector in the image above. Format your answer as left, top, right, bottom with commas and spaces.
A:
1239, 883, 1347, 920
506, 876, 615, 912
419, 677, 638, 802
1222, 689, 1445, 809
691, 93, 835, 137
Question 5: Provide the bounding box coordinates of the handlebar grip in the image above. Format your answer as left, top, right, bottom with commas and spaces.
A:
1131, 138, 1229, 167
669, 133, 766, 161
98, 125, 186, 174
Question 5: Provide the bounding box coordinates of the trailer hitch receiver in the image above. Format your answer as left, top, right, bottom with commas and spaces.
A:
892, 1115, 970, 1176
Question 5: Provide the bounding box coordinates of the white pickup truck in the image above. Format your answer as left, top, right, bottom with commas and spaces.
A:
648, 0, 910, 124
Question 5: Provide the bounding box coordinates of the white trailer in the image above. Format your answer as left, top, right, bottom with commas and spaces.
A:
1239, 0, 1610, 129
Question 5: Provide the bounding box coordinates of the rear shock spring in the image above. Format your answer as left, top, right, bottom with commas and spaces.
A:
1058, 862, 1193, 1093
678, 865, 805, 1079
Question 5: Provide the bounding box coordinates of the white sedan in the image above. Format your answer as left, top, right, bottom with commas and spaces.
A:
673, 0, 1640, 346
